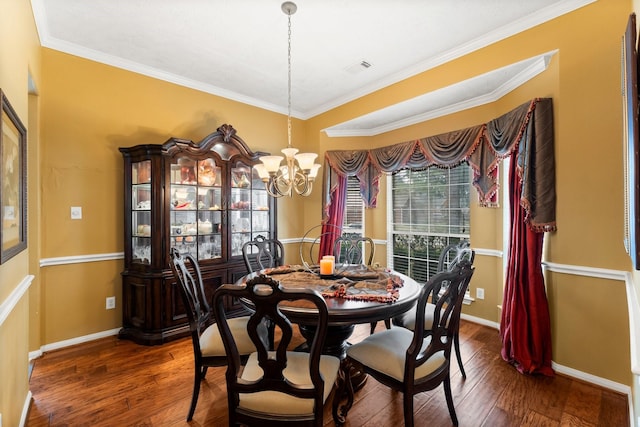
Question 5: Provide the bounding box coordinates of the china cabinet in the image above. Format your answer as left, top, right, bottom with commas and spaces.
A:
119, 124, 276, 345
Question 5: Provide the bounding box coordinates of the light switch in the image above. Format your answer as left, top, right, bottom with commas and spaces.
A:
71, 206, 82, 219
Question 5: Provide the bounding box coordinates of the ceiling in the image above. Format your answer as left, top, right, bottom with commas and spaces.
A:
30, 0, 593, 136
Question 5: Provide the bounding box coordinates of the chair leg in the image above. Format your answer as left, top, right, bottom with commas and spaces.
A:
384, 317, 391, 330
453, 332, 465, 379
369, 321, 377, 335
443, 376, 459, 426
403, 393, 414, 427
187, 363, 203, 421
332, 359, 355, 426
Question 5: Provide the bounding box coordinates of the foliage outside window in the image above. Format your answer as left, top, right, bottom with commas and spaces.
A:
389, 166, 471, 282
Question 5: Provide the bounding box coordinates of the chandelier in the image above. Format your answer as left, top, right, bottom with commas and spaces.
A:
254, 1, 321, 198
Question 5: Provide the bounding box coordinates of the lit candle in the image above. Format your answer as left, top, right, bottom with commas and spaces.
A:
320, 258, 334, 275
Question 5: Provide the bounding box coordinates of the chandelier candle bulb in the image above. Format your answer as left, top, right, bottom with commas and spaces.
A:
294, 152, 318, 170
260, 156, 285, 173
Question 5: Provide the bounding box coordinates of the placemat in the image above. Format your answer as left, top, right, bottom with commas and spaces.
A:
258, 265, 404, 303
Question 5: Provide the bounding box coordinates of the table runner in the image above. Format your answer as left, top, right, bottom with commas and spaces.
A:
258, 265, 404, 303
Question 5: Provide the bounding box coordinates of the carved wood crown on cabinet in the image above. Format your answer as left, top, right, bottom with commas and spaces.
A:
118, 125, 277, 345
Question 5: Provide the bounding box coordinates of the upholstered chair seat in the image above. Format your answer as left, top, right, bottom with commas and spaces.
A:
238, 351, 340, 415
347, 328, 445, 381
199, 317, 265, 357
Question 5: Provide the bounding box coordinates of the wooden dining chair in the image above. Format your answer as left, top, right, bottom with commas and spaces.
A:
330, 234, 385, 334
393, 241, 475, 378
241, 235, 284, 349
340, 260, 475, 426
333, 234, 375, 266
242, 235, 285, 273
169, 248, 267, 422
213, 273, 344, 426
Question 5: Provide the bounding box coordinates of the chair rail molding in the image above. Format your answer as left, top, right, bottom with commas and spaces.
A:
40, 252, 124, 267
0, 274, 34, 326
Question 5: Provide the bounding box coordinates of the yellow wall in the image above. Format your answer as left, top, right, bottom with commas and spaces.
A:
3, 0, 640, 424
0, 0, 41, 424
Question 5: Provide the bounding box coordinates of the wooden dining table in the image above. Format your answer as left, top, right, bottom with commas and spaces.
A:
236, 265, 422, 375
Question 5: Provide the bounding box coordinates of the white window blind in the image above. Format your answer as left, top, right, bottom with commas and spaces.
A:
389, 166, 471, 283
343, 176, 363, 235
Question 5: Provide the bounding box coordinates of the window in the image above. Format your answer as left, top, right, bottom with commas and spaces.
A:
388, 166, 471, 283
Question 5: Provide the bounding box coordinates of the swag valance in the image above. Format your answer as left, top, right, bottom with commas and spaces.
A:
322, 98, 556, 232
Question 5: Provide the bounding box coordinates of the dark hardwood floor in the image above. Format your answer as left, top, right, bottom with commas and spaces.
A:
26, 321, 629, 426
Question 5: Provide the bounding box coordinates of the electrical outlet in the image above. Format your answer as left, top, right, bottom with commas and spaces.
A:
106, 296, 116, 310
476, 288, 485, 300
70, 206, 82, 219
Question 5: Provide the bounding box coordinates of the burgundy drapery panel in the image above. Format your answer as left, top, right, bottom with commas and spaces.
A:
322, 98, 556, 375
318, 174, 347, 261
501, 153, 554, 375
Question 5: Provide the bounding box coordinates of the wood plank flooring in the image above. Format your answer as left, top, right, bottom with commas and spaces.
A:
26, 321, 629, 426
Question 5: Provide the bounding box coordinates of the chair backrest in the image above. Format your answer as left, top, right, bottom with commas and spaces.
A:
437, 240, 475, 272
169, 248, 211, 349
333, 234, 375, 265
405, 260, 474, 382
242, 235, 285, 273
433, 241, 475, 303
213, 273, 330, 425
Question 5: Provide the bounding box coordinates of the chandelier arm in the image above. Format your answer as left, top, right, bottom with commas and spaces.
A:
264, 177, 286, 198
292, 169, 311, 196
274, 173, 294, 197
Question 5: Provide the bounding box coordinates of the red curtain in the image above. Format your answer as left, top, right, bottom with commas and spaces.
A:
500, 156, 554, 376
318, 174, 347, 261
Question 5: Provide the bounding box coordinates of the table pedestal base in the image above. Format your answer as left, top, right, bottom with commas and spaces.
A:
298, 323, 367, 390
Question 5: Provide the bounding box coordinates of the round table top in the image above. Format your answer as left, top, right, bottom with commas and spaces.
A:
237, 270, 422, 327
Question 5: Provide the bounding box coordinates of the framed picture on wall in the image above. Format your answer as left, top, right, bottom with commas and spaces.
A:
0, 90, 27, 263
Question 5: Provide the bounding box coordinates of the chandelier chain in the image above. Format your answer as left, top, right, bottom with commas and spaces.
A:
287, 8, 292, 149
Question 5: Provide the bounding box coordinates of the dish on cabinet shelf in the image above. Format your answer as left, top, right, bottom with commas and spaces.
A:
172, 201, 194, 209
197, 159, 217, 186
197, 220, 215, 234
230, 200, 250, 210
136, 224, 151, 236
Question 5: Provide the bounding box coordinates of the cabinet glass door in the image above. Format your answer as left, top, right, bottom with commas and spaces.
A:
169, 157, 223, 260
230, 162, 252, 257
251, 168, 271, 236
132, 160, 151, 264
230, 161, 272, 257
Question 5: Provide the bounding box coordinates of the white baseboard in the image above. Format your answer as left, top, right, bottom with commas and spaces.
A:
34, 327, 121, 356
461, 312, 500, 330
20, 391, 32, 427
552, 361, 631, 395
